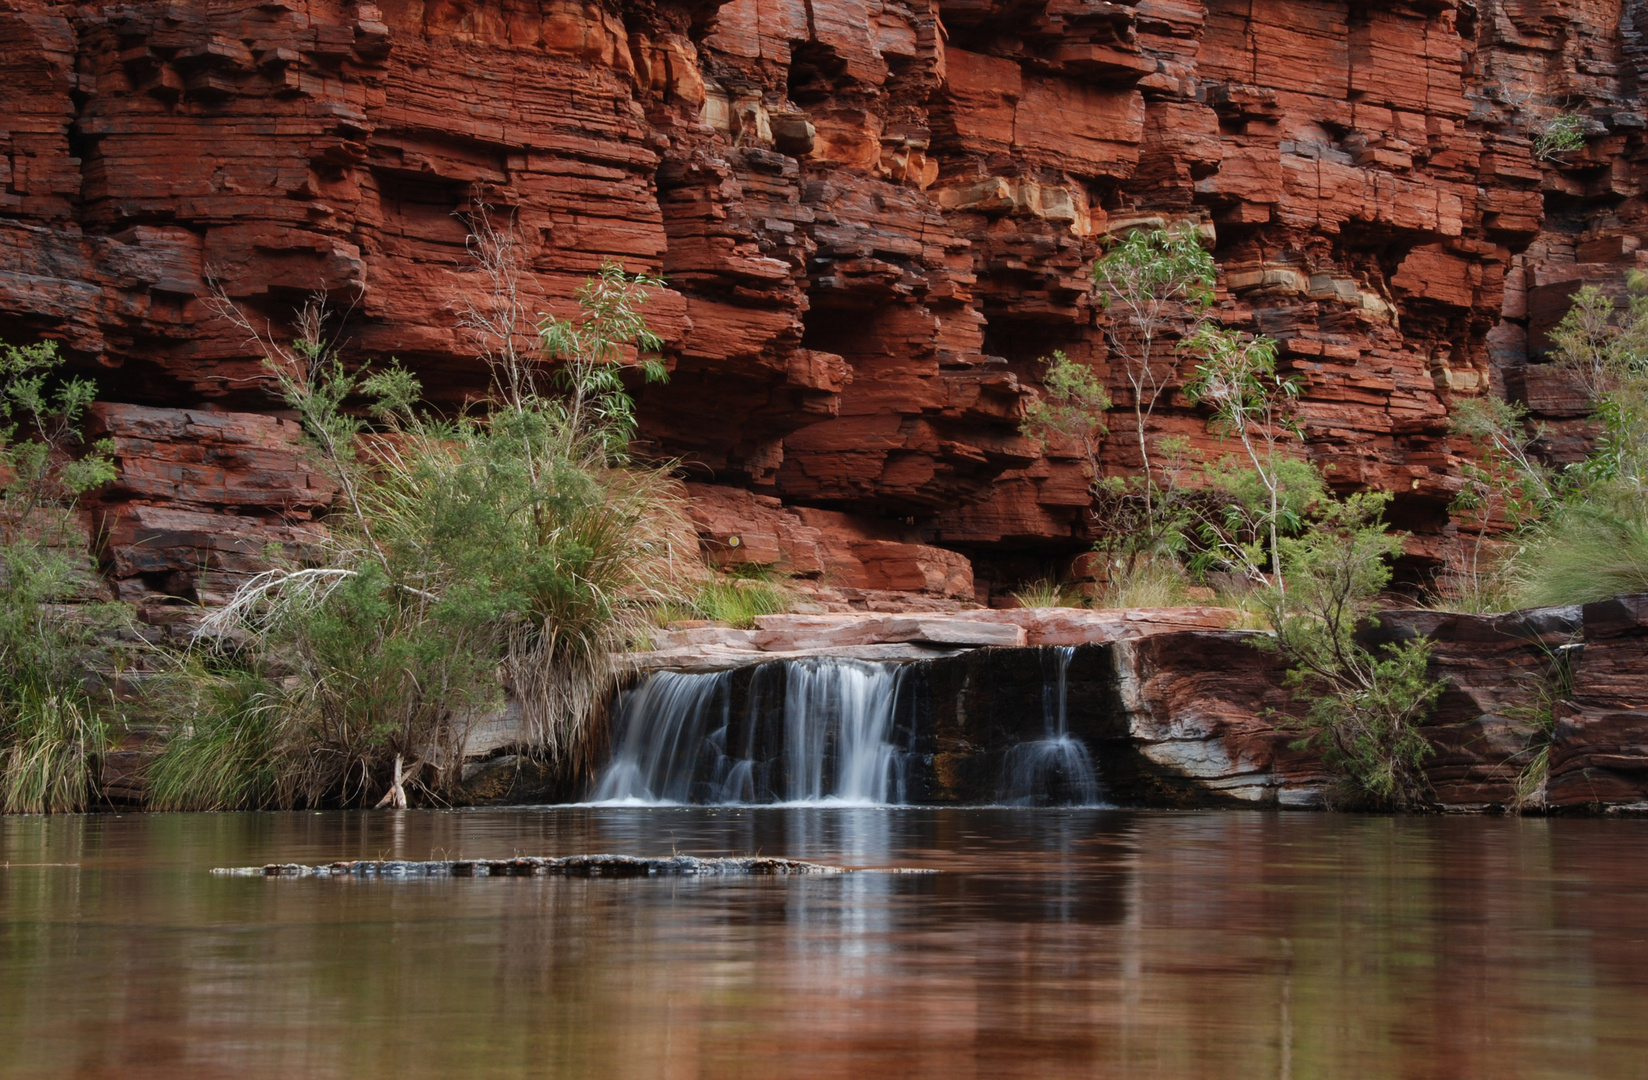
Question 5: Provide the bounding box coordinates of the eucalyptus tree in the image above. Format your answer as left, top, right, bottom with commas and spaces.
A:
1182, 326, 1318, 597
1091, 224, 1217, 520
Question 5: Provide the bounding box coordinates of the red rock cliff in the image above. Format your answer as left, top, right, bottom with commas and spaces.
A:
2, 0, 1644, 610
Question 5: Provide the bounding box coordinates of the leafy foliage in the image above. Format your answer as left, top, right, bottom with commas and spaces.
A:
539, 260, 669, 457
1533, 111, 1588, 161
1486, 274, 1648, 607
1183, 327, 1313, 591
1019, 350, 1110, 477
1023, 244, 1325, 608
0, 339, 121, 813
184, 255, 697, 809
1443, 397, 1554, 610
1183, 454, 1326, 584
0, 340, 117, 542
1547, 280, 1648, 400
1090, 225, 1217, 537
1261, 494, 1444, 810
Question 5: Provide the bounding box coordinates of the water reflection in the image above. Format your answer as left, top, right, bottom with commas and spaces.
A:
1, 810, 1646, 1079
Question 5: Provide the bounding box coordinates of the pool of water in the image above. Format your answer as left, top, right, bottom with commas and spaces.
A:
3, 809, 1646, 1079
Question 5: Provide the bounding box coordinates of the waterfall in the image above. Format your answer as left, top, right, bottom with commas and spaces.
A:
589, 669, 736, 804
783, 660, 910, 804
593, 659, 914, 806
997, 646, 1102, 807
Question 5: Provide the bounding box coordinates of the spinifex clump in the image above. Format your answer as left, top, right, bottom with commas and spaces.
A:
155, 254, 701, 810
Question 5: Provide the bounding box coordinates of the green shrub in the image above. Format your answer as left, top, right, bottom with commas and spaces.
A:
1533, 111, 1587, 161
1489, 276, 1648, 609
1262, 494, 1445, 810
0, 339, 120, 814
1020, 350, 1110, 478
194, 260, 695, 806
1092, 224, 1216, 515
1182, 327, 1316, 591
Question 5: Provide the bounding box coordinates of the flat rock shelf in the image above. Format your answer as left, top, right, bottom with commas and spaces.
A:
210, 855, 932, 878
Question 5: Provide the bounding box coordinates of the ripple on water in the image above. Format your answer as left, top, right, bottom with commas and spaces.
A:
2, 808, 1646, 1080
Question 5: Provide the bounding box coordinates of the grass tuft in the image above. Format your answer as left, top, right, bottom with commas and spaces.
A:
1091, 560, 1191, 609
145, 667, 285, 811
1513, 503, 1648, 608
2, 683, 105, 814
654, 568, 794, 630
1010, 578, 1082, 609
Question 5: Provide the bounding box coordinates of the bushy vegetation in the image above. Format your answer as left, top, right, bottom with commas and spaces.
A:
1533, 110, 1588, 162
1087, 225, 1218, 569
1021, 230, 1648, 805
1262, 495, 1444, 809
1020, 225, 1445, 804
1439, 274, 1648, 609
0, 340, 122, 813
1180, 326, 1325, 592
158, 257, 702, 809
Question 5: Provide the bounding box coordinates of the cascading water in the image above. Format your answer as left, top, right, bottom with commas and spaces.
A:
593, 659, 915, 805
997, 646, 1103, 807
588, 669, 736, 804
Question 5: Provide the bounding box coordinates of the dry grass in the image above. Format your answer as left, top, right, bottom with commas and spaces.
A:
1010, 578, 1083, 609
1090, 560, 1191, 609
2, 686, 105, 814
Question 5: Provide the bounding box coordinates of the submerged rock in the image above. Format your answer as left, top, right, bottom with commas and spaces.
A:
213, 855, 868, 878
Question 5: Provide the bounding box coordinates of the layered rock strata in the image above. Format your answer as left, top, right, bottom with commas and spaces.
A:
2, 0, 1646, 606
570, 595, 1648, 811
630, 604, 1239, 668
1096, 593, 1648, 810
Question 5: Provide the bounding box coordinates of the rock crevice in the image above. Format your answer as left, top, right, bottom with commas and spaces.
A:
1, 0, 1644, 604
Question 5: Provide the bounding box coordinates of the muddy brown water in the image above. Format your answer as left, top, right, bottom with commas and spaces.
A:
3, 809, 1646, 1079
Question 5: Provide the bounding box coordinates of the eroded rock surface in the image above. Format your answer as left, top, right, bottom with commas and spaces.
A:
631, 604, 1238, 668
1109, 595, 1648, 810
3, 0, 1646, 608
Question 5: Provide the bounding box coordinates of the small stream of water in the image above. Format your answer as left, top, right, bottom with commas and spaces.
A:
594, 658, 918, 805
997, 645, 1101, 806
594, 652, 1102, 806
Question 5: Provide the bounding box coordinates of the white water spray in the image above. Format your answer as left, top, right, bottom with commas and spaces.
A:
997, 646, 1102, 806
593, 659, 913, 805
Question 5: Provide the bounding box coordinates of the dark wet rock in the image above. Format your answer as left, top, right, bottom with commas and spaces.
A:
214, 855, 864, 878
1106, 629, 1327, 809
455, 754, 576, 806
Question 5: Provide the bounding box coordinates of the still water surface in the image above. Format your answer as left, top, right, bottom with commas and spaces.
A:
3, 809, 1646, 1079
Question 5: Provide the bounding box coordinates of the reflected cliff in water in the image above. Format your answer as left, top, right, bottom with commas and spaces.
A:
3, 809, 1647, 1079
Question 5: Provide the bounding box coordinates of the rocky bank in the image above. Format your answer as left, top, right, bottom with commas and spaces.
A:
498, 596, 1640, 811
